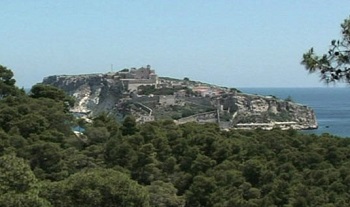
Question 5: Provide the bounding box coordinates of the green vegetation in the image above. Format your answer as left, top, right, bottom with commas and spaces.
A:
138, 85, 186, 96
230, 87, 242, 93
268, 111, 292, 122
0, 65, 24, 98
220, 111, 232, 122
285, 95, 294, 102
153, 103, 215, 121
120, 68, 129, 72
301, 16, 350, 83
3, 65, 350, 206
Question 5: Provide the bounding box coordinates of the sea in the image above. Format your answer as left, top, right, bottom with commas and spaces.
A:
239, 87, 350, 138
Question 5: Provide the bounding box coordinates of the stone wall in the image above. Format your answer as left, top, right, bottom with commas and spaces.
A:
124, 79, 158, 91
176, 111, 218, 124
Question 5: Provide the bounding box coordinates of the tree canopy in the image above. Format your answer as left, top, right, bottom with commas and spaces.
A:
0, 65, 23, 98
301, 16, 350, 83
3, 65, 350, 206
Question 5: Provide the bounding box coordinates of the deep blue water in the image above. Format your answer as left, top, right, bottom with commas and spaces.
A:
239, 87, 350, 138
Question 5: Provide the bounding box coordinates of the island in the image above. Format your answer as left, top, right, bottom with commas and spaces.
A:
43, 65, 318, 130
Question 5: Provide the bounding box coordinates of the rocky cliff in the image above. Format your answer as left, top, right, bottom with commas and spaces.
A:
220, 93, 317, 129
42, 72, 318, 130
43, 73, 124, 117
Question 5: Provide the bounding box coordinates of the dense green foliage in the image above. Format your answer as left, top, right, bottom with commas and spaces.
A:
0, 65, 24, 98
301, 16, 350, 83
138, 85, 173, 95
2, 65, 350, 206
138, 85, 189, 96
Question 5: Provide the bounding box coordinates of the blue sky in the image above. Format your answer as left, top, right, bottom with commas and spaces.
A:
1, 1, 349, 88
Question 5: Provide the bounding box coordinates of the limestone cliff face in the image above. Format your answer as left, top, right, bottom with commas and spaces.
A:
221, 93, 318, 129
43, 74, 124, 117
42, 73, 317, 129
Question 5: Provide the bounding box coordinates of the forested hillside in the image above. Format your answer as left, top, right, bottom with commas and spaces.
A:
1, 66, 350, 206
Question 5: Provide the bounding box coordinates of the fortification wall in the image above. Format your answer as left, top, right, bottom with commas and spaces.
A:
176, 111, 218, 124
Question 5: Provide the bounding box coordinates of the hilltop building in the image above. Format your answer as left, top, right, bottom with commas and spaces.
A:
118, 65, 159, 91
